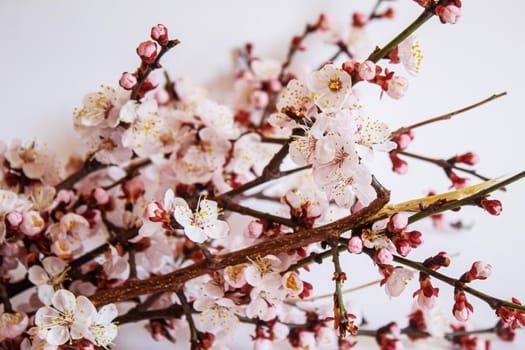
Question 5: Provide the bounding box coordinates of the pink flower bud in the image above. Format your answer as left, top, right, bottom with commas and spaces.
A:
386, 75, 409, 99
448, 172, 469, 189
388, 213, 408, 232
389, 152, 408, 175
342, 60, 357, 75
119, 72, 138, 90
480, 198, 502, 216
247, 220, 264, 239
137, 40, 158, 64
6, 211, 23, 227
151, 24, 169, 46
315, 13, 332, 31
353, 13, 369, 28
250, 90, 269, 109
453, 291, 473, 322
471, 261, 492, 280
142, 72, 159, 91
435, 4, 462, 24
267, 79, 282, 93
93, 187, 109, 205
358, 60, 376, 81
394, 133, 412, 150
455, 152, 479, 166
375, 248, 394, 265
396, 240, 412, 256
348, 236, 363, 254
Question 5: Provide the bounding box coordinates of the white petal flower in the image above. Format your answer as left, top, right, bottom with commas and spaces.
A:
86, 303, 119, 348
398, 35, 423, 75
173, 197, 229, 243
35, 289, 96, 346
194, 297, 239, 334
384, 267, 415, 298
28, 257, 69, 304
308, 64, 352, 110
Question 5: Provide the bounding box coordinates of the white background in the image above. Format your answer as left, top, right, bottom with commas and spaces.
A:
1, 1, 524, 349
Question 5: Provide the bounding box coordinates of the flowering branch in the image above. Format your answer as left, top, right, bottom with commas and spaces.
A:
89, 183, 390, 306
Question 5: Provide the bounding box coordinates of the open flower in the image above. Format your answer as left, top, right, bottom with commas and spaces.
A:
173, 197, 229, 243
35, 289, 96, 346
28, 256, 69, 304
86, 304, 119, 348
308, 64, 352, 110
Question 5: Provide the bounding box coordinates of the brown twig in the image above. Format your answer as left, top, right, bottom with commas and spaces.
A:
397, 150, 491, 182
391, 92, 507, 138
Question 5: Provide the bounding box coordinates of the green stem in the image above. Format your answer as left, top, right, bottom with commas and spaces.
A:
408, 170, 525, 224
368, 9, 434, 63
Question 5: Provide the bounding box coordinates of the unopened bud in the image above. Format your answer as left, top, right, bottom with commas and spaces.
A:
119, 72, 138, 90
455, 152, 479, 166
348, 236, 363, 254
480, 198, 502, 216
151, 24, 169, 46
137, 40, 158, 64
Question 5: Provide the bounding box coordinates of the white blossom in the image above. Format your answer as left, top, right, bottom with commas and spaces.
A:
173, 196, 229, 243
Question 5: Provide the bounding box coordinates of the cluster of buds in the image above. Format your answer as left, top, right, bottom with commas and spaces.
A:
386, 213, 423, 256
496, 298, 525, 330
413, 252, 450, 309
119, 24, 180, 98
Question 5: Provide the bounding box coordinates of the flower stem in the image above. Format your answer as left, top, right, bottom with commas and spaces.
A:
368, 9, 434, 63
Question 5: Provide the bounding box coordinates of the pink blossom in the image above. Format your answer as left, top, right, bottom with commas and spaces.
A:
375, 248, 394, 265
384, 267, 415, 297
358, 60, 376, 80
119, 72, 137, 90
0, 312, 29, 339
436, 4, 462, 24
386, 75, 409, 99
348, 236, 363, 254
387, 213, 408, 232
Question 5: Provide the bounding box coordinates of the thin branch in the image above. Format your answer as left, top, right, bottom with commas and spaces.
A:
362, 247, 525, 313
176, 290, 200, 347
219, 196, 296, 228
0, 280, 13, 313
391, 92, 507, 138
397, 150, 491, 182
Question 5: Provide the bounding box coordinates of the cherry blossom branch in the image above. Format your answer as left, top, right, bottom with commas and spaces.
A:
390, 92, 507, 138
407, 170, 525, 224
130, 39, 180, 101
397, 150, 491, 182
89, 182, 390, 306
362, 247, 525, 313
